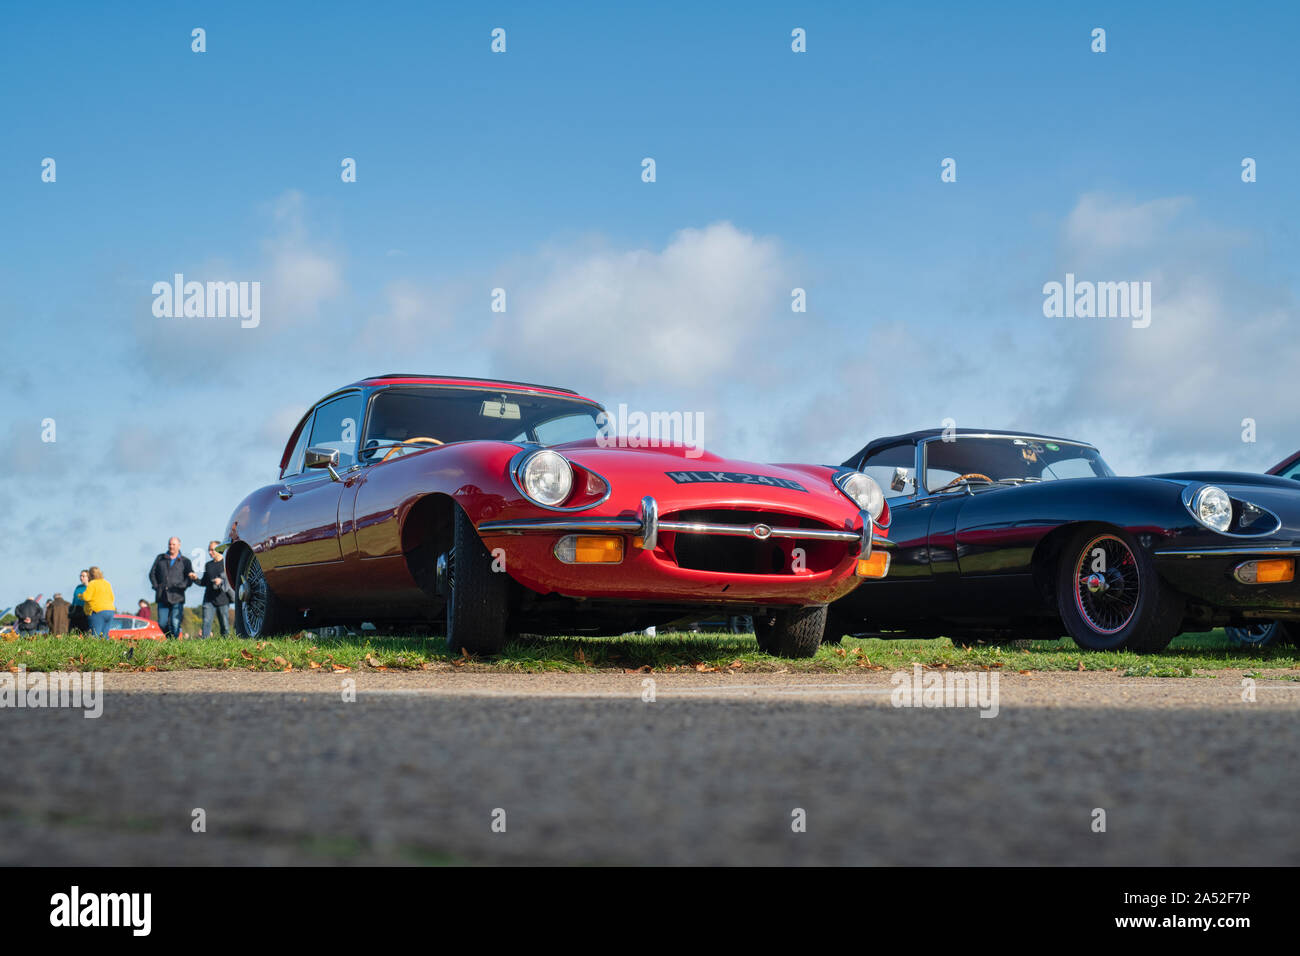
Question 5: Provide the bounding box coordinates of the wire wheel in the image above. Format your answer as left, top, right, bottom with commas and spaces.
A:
1073, 533, 1140, 634
238, 554, 269, 636
1226, 622, 1280, 647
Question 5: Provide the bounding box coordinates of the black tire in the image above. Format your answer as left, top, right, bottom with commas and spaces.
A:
1056, 527, 1183, 653
233, 550, 295, 639
445, 506, 510, 655
753, 605, 827, 658
1226, 622, 1283, 648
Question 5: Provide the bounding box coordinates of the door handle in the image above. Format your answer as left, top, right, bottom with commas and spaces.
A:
277, 487, 293, 500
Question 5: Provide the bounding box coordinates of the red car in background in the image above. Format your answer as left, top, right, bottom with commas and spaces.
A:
220, 375, 890, 657
107, 614, 166, 640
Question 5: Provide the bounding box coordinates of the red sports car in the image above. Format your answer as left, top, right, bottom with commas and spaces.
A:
107, 614, 167, 640
219, 375, 890, 656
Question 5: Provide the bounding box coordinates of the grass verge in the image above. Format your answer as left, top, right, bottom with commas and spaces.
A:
3, 628, 1298, 676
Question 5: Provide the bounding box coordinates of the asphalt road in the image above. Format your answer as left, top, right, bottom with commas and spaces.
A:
5, 670, 1299, 865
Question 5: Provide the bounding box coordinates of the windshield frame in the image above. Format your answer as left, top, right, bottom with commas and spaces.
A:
916, 433, 1111, 497
358, 384, 606, 463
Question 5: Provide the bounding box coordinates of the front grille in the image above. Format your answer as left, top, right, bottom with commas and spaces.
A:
662, 509, 849, 575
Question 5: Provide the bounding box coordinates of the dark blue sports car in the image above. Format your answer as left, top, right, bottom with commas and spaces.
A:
828, 429, 1300, 653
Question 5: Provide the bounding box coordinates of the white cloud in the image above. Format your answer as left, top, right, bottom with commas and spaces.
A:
1064, 193, 1191, 255
1047, 194, 1298, 472
489, 222, 791, 390
259, 190, 345, 323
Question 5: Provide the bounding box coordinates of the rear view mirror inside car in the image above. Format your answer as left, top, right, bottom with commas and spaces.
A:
481, 400, 521, 419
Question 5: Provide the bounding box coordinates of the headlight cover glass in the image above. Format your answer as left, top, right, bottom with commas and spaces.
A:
519, 449, 574, 507
837, 472, 885, 520
1193, 485, 1233, 533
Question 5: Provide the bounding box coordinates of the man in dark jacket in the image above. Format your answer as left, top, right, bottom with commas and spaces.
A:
15, 596, 44, 634
46, 594, 70, 635
149, 537, 195, 639
195, 540, 233, 638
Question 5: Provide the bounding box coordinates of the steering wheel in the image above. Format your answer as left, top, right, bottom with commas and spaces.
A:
380, 437, 443, 463
936, 472, 994, 492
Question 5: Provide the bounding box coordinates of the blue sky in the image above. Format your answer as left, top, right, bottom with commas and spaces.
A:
2, 1, 1298, 602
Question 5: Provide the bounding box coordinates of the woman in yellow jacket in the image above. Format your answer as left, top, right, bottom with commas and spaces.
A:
82, 566, 116, 639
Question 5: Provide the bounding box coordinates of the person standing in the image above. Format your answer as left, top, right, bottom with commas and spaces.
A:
70, 570, 90, 631
82, 568, 116, 639
149, 537, 194, 639
195, 540, 233, 638
14, 596, 44, 634
47, 593, 71, 635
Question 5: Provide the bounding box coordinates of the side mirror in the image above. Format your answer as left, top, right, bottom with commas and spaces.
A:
890, 467, 912, 493
305, 446, 341, 481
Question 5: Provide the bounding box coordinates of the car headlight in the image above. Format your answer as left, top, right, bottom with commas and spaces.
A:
1192, 485, 1232, 533
836, 472, 885, 521
518, 449, 574, 507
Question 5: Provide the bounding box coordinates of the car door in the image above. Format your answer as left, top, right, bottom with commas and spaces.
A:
836, 442, 945, 625
261, 392, 364, 599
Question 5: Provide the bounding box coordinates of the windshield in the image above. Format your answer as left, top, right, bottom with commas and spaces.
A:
923, 436, 1113, 492
360, 386, 602, 461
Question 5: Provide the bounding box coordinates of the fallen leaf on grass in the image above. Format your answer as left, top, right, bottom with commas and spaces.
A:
308, 661, 321, 669
365, 654, 382, 668
239, 648, 254, 661
273, 656, 288, 667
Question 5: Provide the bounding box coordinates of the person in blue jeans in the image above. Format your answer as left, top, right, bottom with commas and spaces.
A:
81, 566, 117, 639
89, 608, 115, 639
148, 537, 196, 639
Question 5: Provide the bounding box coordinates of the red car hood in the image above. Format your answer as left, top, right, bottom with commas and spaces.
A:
545, 439, 863, 528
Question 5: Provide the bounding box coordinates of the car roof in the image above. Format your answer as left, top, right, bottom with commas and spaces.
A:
348, 374, 594, 403
845, 428, 1095, 466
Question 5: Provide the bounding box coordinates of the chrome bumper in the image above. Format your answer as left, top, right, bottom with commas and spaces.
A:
477, 495, 873, 554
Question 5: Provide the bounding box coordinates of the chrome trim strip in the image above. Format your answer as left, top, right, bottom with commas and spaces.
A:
660, 520, 863, 541
655, 520, 861, 542
478, 518, 643, 534
477, 495, 867, 548
1154, 546, 1300, 558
